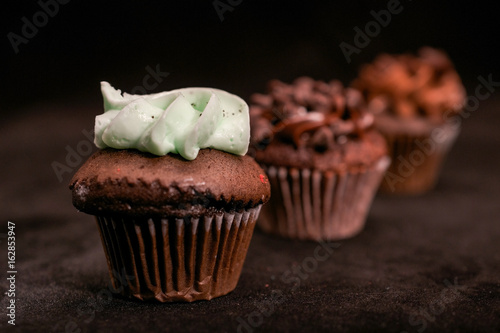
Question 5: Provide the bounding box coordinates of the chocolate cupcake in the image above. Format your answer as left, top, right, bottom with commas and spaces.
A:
352, 47, 466, 194
70, 82, 270, 302
249, 77, 389, 241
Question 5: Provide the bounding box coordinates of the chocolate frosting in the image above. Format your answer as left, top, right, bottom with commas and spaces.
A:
352, 47, 466, 122
249, 77, 374, 151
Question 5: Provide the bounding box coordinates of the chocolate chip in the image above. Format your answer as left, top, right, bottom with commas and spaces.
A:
250, 77, 372, 149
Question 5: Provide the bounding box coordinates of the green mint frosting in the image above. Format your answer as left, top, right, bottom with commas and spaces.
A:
95, 82, 250, 160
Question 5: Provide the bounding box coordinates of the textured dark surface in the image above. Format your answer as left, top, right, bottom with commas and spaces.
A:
2, 1, 500, 332
0, 93, 499, 333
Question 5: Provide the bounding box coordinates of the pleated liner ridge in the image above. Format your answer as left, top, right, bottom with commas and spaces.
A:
95, 205, 262, 302
258, 157, 390, 241
379, 122, 459, 194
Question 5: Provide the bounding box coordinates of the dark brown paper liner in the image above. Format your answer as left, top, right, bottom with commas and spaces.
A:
379, 121, 460, 194
95, 205, 261, 302
257, 157, 390, 241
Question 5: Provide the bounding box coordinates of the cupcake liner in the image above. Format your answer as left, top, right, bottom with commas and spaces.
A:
95, 205, 261, 302
257, 157, 390, 241
379, 121, 460, 194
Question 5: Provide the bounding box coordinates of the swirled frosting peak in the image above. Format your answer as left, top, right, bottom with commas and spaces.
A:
95, 82, 250, 160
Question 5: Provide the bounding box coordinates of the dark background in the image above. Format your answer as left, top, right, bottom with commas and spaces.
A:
1, 1, 499, 332
2, 0, 499, 111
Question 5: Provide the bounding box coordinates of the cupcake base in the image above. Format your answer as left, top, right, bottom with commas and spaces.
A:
378, 119, 460, 194
95, 205, 261, 302
257, 157, 390, 241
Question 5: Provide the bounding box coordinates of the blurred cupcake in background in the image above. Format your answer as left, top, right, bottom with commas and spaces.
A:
249, 77, 389, 241
352, 47, 466, 194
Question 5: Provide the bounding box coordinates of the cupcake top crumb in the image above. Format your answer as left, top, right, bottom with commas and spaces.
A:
249, 77, 387, 171
352, 47, 466, 123
70, 148, 271, 218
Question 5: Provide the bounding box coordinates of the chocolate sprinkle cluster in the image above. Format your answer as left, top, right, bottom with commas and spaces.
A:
352, 47, 466, 121
250, 77, 373, 152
